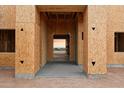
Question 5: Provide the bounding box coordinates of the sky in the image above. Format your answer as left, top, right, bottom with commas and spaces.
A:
53, 39, 66, 48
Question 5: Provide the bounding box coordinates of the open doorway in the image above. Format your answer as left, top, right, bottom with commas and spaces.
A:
36, 12, 84, 77
36, 6, 85, 77
53, 34, 70, 62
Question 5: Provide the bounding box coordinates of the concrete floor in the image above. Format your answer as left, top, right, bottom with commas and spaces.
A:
36, 62, 85, 78
0, 67, 124, 87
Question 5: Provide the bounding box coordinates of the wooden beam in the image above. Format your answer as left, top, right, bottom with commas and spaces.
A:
37, 5, 86, 12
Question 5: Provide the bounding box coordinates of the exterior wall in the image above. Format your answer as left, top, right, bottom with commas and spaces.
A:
82, 6, 124, 72
83, 7, 88, 73
0, 53, 15, 67
15, 6, 48, 78
107, 6, 124, 65
0, 5, 16, 29
40, 13, 47, 67
83, 6, 107, 74
1, 5, 124, 77
87, 6, 107, 74
47, 19, 76, 62
15, 6, 36, 78
34, 7, 41, 74
0, 5, 16, 67
77, 14, 84, 64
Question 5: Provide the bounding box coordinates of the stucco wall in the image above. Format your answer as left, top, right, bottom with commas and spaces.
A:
1, 5, 124, 76
0, 5, 16, 67
34, 10, 47, 74
77, 13, 84, 64
0, 53, 15, 67
83, 5, 124, 68
15, 5, 46, 78
40, 13, 47, 67
83, 6, 107, 74
15, 6, 36, 77
83, 7, 88, 73
34, 7, 41, 74
0, 5, 16, 29
107, 6, 124, 64
87, 6, 107, 74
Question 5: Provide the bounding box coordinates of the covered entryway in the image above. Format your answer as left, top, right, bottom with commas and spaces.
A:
35, 5, 86, 77
36, 62, 84, 78
0, 5, 112, 79
15, 5, 91, 79
0, 5, 107, 79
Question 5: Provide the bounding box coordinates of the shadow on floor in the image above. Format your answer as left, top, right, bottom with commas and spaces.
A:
36, 62, 86, 78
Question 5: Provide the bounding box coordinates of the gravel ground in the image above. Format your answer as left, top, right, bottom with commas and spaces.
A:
0, 68, 124, 88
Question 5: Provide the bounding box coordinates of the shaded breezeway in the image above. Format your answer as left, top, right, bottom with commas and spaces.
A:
36, 62, 85, 78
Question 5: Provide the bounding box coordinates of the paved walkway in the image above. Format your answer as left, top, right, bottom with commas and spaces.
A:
36, 62, 85, 78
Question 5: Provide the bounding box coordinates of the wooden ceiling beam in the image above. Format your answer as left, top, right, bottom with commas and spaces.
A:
37, 5, 86, 12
